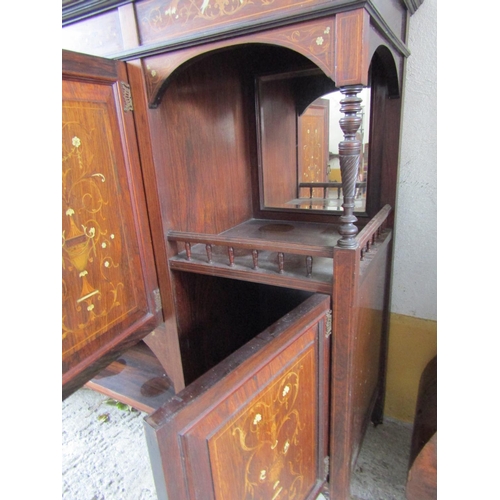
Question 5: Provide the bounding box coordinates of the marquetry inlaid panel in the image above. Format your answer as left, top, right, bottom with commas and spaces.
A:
209, 349, 317, 499
136, 0, 332, 46
62, 80, 149, 372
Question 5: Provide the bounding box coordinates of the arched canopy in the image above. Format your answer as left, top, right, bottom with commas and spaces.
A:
368, 44, 402, 98
142, 16, 337, 107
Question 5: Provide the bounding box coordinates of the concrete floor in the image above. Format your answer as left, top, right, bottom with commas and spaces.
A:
62, 387, 413, 500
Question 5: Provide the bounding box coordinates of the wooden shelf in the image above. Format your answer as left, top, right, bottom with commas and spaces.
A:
85, 342, 176, 414
168, 219, 340, 293
220, 219, 341, 247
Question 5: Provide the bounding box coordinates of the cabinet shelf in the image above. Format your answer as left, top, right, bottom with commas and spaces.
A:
85, 342, 176, 414
168, 219, 341, 293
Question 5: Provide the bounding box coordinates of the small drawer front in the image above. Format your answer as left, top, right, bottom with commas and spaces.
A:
145, 293, 331, 500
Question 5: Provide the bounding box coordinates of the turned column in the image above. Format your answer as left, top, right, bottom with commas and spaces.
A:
338, 85, 363, 248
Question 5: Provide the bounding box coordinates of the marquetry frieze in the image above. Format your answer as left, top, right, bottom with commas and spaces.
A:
136, 0, 333, 45
143, 16, 335, 107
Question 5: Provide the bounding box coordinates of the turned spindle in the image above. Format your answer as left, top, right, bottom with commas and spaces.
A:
206, 244, 212, 263
228, 246, 235, 267
338, 85, 364, 248
252, 249, 259, 269
185, 242, 192, 261
306, 256, 313, 278
277, 252, 284, 274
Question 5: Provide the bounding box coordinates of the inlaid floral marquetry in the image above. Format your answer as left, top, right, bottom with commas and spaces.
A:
262, 21, 334, 77
209, 349, 317, 499
62, 89, 146, 368
136, 0, 326, 45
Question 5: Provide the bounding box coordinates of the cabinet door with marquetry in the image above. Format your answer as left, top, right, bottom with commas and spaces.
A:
62, 49, 160, 398
145, 294, 331, 500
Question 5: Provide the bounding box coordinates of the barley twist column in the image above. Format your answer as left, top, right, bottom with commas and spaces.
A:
337, 85, 363, 248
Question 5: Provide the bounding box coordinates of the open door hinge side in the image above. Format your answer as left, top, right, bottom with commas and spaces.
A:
120, 81, 134, 111
153, 288, 162, 313
325, 310, 332, 338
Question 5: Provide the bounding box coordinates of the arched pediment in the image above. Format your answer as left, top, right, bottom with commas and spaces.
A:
142, 17, 336, 107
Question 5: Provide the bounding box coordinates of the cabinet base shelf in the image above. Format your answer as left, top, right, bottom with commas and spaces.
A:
85, 342, 176, 414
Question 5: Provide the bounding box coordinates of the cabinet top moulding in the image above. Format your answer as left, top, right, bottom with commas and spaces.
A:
62, 0, 134, 25
62, 0, 419, 62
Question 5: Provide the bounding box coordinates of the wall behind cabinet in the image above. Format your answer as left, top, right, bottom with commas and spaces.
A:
386, 0, 437, 422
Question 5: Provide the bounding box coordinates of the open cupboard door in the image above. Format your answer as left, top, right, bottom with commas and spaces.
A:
62, 49, 161, 399
145, 293, 331, 500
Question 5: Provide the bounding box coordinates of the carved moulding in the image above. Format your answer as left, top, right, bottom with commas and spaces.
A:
142, 16, 335, 107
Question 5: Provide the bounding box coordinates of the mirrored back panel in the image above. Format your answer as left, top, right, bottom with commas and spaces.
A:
256, 69, 371, 214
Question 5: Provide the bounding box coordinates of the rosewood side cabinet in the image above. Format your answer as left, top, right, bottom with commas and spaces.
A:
62, 1, 424, 498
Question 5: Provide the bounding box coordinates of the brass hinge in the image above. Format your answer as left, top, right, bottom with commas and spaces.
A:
325, 310, 332, 338
324, 455, 330, 480
120, 82, 134, 112
153, 288, 162, 313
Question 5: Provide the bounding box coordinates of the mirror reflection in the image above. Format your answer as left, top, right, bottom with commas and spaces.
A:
258, 72, 371, 213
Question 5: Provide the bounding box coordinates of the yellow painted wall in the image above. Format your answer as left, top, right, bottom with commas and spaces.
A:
384, 312, 437, 423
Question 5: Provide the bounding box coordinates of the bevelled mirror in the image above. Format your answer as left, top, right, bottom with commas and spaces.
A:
256, 69, 371, 214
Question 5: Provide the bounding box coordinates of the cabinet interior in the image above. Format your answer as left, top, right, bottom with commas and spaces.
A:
88, 275, 316, 413
173, 272, 315, 386
151, 44, 352, 235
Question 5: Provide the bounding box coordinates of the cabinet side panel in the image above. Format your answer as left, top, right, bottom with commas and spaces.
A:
350, 234, 391, 461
